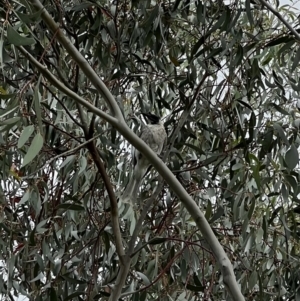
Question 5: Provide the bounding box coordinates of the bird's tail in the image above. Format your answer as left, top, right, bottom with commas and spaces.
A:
120, 174, 143, 204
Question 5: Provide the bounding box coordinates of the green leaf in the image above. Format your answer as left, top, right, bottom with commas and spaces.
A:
266, 36, 294, 47
245, 0, 254, 26
34, 77, 43, 135
185, 283, 205, 292
233, 44, 243, 67
36, 254, 45, 271
78, 156, 87, 174
7, 25, 35, 46
191, 36, 206, 59
61, 275, 86, 285
249, 111, 256, 142
16, 9, 43, 23
255, 228, 264, 245
209, 206, 224, 223
140, 5, 159, 28
22, 133, 43, 167
205, 200, 212, 219
207, 9, 227, 35
285, 144, 299, 170
155, 58, 165, 72
58, 204, 85, 211
292, 46, 300, 72
284, 175, 298, 195
148, 237, 167, 245
50, 288, 58, 301
281, 184, 289, 203
30, 272, 44, 282
196, 1, 205, 23
136, 272, 151, 285
227, 9, 242, 32
18, 125, 35, 148
251, 164, 261, 190
273, 123, 289, 145
71, 2, 93, 11
206, 47, 223, 60
264, 79, 277, 88
249, 270, 257, 290
18, 190, 30, 206
107, 20, 116, 39
0, 105, 18, 118
271, 104, 290, 116
1, 117, 21, 125
278, 40, 296, 56
248, 199, 255, 220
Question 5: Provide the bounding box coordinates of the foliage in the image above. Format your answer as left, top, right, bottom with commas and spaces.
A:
1, 0, 300, 300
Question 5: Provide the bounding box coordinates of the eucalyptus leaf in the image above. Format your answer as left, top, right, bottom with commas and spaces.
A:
7, 25, 35, 46
22, 133, 43, 167
285, 144, 299, 170
18, 125, 35, 148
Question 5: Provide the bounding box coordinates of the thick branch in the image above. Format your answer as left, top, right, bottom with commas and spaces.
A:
84, 120, 125, 261
28, 0, 124, 120
17, 46, 118, 127
24, 1, 245, 300
18, 45, 125, 261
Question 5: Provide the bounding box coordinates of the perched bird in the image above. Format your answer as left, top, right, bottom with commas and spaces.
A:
121, 112, 167, 204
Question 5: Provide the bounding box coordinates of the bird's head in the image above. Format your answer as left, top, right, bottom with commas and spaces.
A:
142, 112, 161, 124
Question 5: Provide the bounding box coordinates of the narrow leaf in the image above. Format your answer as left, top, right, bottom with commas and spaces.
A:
18, 125, 34, 148
271, 104, 290, 116
1, 117, 21, 125
30, 272, 44, 282
233, 44, 243, 67
185, 283, 205, 292
136, 272, 151, 285
248, 199, 255, 220
285, 144, 299, 170
292, 46, 300, 72
148, 237, 167, 245
266, 36, 293, 47
34, 77, 43, 135
7, 25, 35, 46
50, 288, 58, 301
273, 123, 289, 145
245, 0, 254, 26
191, 36, 206, 59
22, 133, 43, 167
58, 204, 85, 211
16, 10, 43, 23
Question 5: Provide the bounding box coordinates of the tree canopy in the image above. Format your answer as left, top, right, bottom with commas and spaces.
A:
1, 0, 300, 300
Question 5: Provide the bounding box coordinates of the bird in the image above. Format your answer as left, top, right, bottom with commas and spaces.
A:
120, 112, 167, 204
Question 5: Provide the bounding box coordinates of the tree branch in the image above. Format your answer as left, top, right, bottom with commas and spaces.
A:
22, 133, 101, 179
257, 0, 300, 41
84, 116, 125, 263
164, 71, 209, 161
28, 0, 124, 120
17, 46, 118, 127
23, 1, 245, 300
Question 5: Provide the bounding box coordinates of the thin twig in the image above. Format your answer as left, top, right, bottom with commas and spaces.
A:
22, 133, 102, 179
